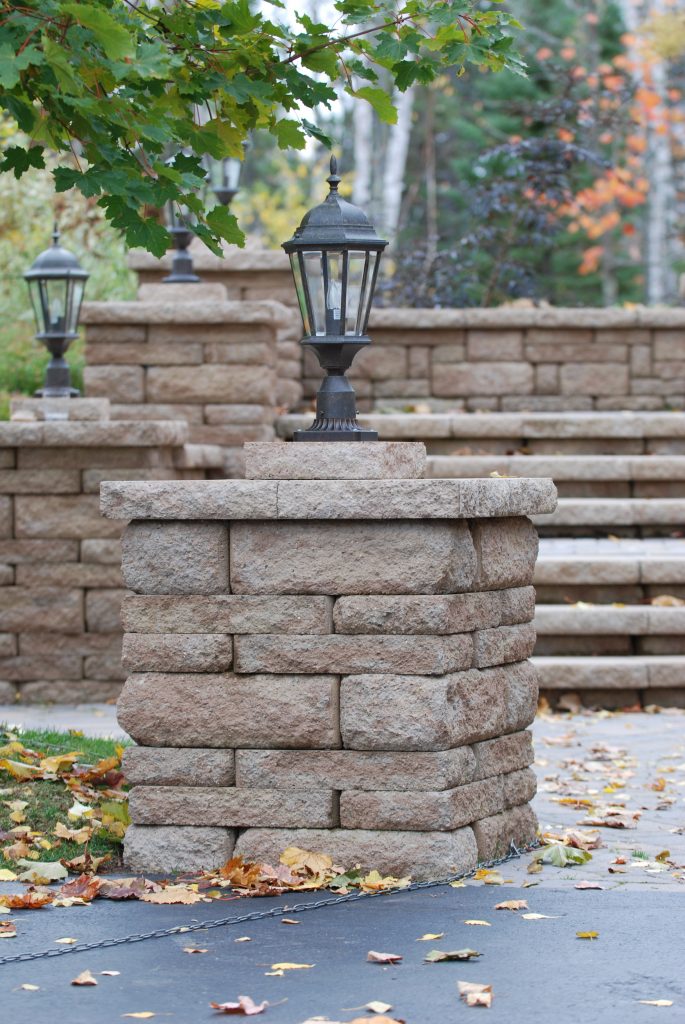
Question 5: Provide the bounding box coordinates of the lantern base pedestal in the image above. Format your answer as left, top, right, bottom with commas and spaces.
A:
293, 427, 378, 442
34, 386, 80, 399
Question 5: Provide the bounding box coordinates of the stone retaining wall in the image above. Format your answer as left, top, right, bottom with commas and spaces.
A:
128, 246, 685, 414
102, 440, 557, 877
0, 402, 217, 703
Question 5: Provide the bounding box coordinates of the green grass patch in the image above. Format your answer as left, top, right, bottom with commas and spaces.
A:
0, 727, 131, 870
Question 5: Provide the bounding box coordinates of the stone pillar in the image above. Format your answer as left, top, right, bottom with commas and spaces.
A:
0, 400, 220, 703
101, 443, 556, 878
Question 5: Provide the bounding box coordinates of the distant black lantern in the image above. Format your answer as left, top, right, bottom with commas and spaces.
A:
282, 156, 387, 441
203, 143, 246, 207
24, 226, 89, 397
163, 196, 200, 284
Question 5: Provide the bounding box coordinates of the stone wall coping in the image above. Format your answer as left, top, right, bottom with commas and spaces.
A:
100, 476, 557, 520
0, 419, 188, 448
367, 305, 685, 329
276, 410, 685, 440
81, 298, 290, 326
128, 244, 290, 274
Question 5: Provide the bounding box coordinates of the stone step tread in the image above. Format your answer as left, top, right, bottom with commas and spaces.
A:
535, 604, 685, 634
427, 454, 685, 480
533, 497, 685, 525
277, 412, 685, 441
533, 654, 684, 689
535, 539, 685, 585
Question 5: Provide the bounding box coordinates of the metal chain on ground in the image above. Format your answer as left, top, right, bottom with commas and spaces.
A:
0, 839, 540, 966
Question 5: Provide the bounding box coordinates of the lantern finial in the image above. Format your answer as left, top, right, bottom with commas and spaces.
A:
52, 222, 60, 247
327, 154, 341, 193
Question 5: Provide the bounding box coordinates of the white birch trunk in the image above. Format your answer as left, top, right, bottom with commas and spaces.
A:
380, 86, 415, 244
352, 95, 373, 209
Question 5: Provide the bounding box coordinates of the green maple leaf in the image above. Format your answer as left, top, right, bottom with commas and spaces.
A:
61, 3, 136, 62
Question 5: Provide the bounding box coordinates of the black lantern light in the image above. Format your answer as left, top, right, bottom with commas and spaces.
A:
203, 141, 247, 207
24, 225, 89, 397
282, 156, 388, 442
163, 195, 200, 284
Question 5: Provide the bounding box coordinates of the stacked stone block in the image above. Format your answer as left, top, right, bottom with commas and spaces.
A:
0, 400, 217, 703
103, 441, 556, 878
81, 290, 290, 476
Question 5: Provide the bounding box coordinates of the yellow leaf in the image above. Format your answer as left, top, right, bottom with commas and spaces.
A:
0, 759, 41, 781
577, 931, 599, 940
140, 886, 203, 905
280, 846, 333, 875
270, 962, 315, 970
55, 937, 78, 944
417, 933, 444, 941
449, 880, 465, 888
0, 921, 16, 939
464, 920, 491, 926
0, 869, 17, 881
21, 983, 39, 990
39, 752, 82, 774
638, 1000, 674, 1007
495, 900, 528, 911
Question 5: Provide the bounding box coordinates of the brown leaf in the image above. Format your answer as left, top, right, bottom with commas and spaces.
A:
99, 877, 150, 900
279, 846, 333, 876
281, 918, 300, 925
54, 822, 93, 844
60, 873, 103, 901
140, 885, 203, 905
575, 881, 604, 890
60, 851, 111, 875
458, 981, 493, 1007
367, 950, 403, 964
218, 857, 264, 889
210, 995, 268, 1015
184, 947, 209, 954
0, 920, 16, 938
0, 889, 53, 910
494, 900, 528, 911
424, 948, 482, 962
71, 969, 98, 986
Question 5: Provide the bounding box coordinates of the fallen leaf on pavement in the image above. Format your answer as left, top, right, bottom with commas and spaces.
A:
417, 932, 444, 941
184, 947, 209, 954
638, 1000, 674, 1007
122, 1015, 156, 1019
521, 913, 559, 920
98, 877, 148, 900
140, 886, 203, 905
101, 970, 121, 976
458, 980, 493, 1007
54, 937, 78, 945
235, 937, 251, 943
367, 951, 402, 964
0, 920, 16, 938
0, 890, 53, 910
579, 809, 641, 829
0, 869, 17, 881
495, 900, 528, 911
270, 962, 314, 971
60, 874, 103, 901
464, 920, 491, 926
17, 860, 68, 884
532, 844, 592, 868
365, 1002, 393, 1013
20, 983, 39, 991
474, 868, 505, 885
577, 931, 599, 940
424, 948, 482, 962
54, 822, 93, 844
72, 969, 98, 986
575, 881, 604, 890
281, 919, 300, 925
280, 847, 333, 876
542, 829, 603, 851
210, 995, 268, 1015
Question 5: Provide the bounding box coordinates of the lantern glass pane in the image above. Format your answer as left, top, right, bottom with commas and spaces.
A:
303, 251, 326, 336
27, 280, 43, 334
289, 254, 311, 335
361, 250, 382, 333
39, 279, 69, 334
325, 250, 344, 335
67, 279, 85, 334
345, 250, 369, 336
223, 157, 241, 191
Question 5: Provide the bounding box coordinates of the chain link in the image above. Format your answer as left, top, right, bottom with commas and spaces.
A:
0, 840, 540, 966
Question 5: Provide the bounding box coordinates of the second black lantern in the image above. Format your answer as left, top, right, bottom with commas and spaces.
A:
282, 156, 387, 442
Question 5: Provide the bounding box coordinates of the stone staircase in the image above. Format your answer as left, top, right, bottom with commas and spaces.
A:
277, 411, 685, 706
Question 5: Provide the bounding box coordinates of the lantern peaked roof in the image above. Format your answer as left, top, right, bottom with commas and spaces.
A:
24, 225, 89, 281
282, 156, 388, 251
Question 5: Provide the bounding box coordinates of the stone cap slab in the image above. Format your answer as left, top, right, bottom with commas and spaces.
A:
277, 411, 685, 441
0, 420, 188, 448
137, 283, 228, 303
368, 305, 685, 329
244, 441, 426, 480
101, 475, 557, 520
81, 299, 288, 325
10, 397, 110, 422
128, 242, 290, 274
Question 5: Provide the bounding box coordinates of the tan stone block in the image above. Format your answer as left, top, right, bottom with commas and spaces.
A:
630, 345, 652, 376
234, 633, 473, 676
333, 592, 503, 635
235, 826, 478, 881
353, 346, 407, 380
459, 480, 556, 518
230, 520, 477, 596
433, 363, 534, 397
82, 468, 181, 494
86, 324, 147, 344
111, 403, 205, 423
502, 767, 537, 808
118, 673, 340, 749
235, 746, 476, 792
535, 364, 559, 394
340, 666, 509, 751
17, 446, 176, 470
204, 404, 273, 425
340, 776, 504, 831
85, 342, 203, 365
122, 633, 233, 673
0, 587, 83, 633
473, 623, 537, 668
0, 450, 14, 469
471, 805, 538, 860
594, 328, 650, 345
84, 365, 144, 402
503, 660, 539, 731
124, 824, 235, 873
187, 424, 275, 446
146, 366, 276, 404
560, 363, 629, 395
122, 521, 229, 595
81, 539, 121, 564
526, 328, 594, 345
0, 496, 10, 538
526, 343, 627, 363
471, 517, 539, 590
147, 323, 275, 346
19, 679, 123, 702
15, 495, 123, 540
373, 378, 431, 398
432, 344, 466, 363
101, 479, 277, 520
85, 589, 126, 633
0, 653, 82, 681
130, 785, 336, 828
0, 470, 80, 494
0, 564, 13, 585
204, 342, 276, 366
0, 633, 17, 656
121, 594, 333, 635
0, 540, 79, 564
499, 586, 536, 625
0, 681, 16, 701
653, 331, 685, 361
122, 747, 235, 787
15, 563, 122, 587
243, 441, 426, 480
472, 730, 534, 781
83, 650, 125, 680
467, 331, 523, 361
408, 347, 431, 377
